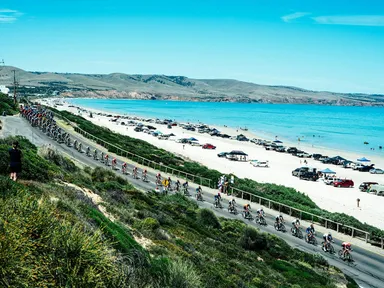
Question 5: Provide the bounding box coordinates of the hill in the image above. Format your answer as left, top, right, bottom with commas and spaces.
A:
0, 66, 383, 105
0, 135, 358, 287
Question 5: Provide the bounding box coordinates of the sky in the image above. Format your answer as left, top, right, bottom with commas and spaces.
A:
0, 0, 384, 94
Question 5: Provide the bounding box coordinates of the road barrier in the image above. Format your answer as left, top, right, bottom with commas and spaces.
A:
55, 111, 384, 250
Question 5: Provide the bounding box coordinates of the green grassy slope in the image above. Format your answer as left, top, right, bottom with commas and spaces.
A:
0, 136, 358, 287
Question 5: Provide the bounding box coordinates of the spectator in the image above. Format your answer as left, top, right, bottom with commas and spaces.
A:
9, 141, 22, 181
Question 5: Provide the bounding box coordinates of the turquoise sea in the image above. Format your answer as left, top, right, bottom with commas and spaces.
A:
69, 99, 384, 157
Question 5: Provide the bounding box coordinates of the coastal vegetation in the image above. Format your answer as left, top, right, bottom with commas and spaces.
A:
51, 109, 384, 241
0, 93, 18, 115
0, 135, 357, 287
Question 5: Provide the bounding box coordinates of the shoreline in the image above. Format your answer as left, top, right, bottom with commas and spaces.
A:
39, 98, 384, 229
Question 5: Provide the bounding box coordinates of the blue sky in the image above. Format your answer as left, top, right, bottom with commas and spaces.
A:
1, 0, 383, 93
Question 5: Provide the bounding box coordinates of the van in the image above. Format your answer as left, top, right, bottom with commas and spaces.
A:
368, 185, 384, 196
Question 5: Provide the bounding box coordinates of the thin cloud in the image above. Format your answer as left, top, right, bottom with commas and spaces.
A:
281, 12, 310, 23
0, 9, 23, 23
313, 15, 384, 26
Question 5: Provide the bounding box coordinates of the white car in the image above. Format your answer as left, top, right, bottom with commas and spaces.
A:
370, 168, 384, 174
324, 176, 340, 185
250, 160, 269, 168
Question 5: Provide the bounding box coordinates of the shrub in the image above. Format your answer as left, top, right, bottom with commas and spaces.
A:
39, 145, 78, 172
197, 208, 221, 229
142, 217, 160, 231
238, 227, 268, 251
167, 258, 203, 288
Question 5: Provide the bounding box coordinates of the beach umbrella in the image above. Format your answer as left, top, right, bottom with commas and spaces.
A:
189, 137, 198, 141
273, 140, 283, 143
357, 157, 370, 162
319, 168, 336, 174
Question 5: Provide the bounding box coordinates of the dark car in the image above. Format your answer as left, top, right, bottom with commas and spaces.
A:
359, 182, 378, 192
312, 154, 323, 160
134, 127, 143, 132
167, 124, 172, 129
287, 147, 299, 154
217, 152, 228, 158
357, 164, 375, 172
220, 134, 231, 138
299, 171, 319, 181
275, 146, 286, 152
333, 179, 354, 188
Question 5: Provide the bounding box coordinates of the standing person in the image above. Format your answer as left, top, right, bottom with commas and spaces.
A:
9, 141, 22, 181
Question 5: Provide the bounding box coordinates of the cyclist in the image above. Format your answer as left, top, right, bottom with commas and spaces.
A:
100, 152, 104, 162
243, 204, 251, 217
256, 208, 265, 221
182, 181, 189, 189
341, 242, 352, 259
291, 218, 301, 234
73, 139, 78, 149
156, 173, 161, 184
104, 154, 109, 165
93, 149, 98, 160
111, 158, 117, 169
275, 214, 284, 229
86, 146, 90, 156
306, 224, 315, 242
167, 177, 172, 190
122, 162, 127, 174
133, 166, 138, 178
322, 232, 334, 252
175, 180, 181, 192
142, 169, 147, 181
78, 142, 82, 152
228, 198, 236, 212
214, 193, 222, 207
196, 186, 202, 200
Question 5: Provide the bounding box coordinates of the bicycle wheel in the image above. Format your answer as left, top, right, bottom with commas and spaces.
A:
280, 224, 286, 232
346, 253, 353, 262
274, 222, 279, 231
329, 244, 335, 254
338, 250, 343, 258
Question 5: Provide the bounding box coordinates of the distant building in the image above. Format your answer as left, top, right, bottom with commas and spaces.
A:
0, 85, 9, 95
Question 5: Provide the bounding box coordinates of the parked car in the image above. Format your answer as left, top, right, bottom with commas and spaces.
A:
299, 171, 319, 181
312, 154, 323, 160
296, 152, 312, 158
342, 161, 354, 168
359, 182, 378, 192
370, 168, 384, 174
134, 127, 143, 132
202, 143, 216, 149
167, 124, 172, 129
287, 147, 299, 154
217, 152, 228, 158
368, 184, 384, 196
357, 165, 375, 172
275, 146, 286, 152
324, 176, 340, 185
250, 160, 269, 168
190, 141, 201, 146
333, 179, 354, 188
292, 167, 316, 177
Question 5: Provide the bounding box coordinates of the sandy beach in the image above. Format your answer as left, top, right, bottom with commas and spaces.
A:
40, 99, 384, 229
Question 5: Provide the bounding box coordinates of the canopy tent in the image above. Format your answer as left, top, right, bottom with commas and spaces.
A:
357, 157, 371, 162
319, 168, 336, 174
332, 156, 346, 161
273, 140, 283, 143
189, 137, 198, 141
228, 150, 248, 156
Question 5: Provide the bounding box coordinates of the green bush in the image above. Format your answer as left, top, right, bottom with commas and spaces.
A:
142, 217, 161, 231
167, 258, 203, 288
0, 93, 18, 115
197, 208, 221, 229
39, 145, 78, 173
238, 227, 268, 251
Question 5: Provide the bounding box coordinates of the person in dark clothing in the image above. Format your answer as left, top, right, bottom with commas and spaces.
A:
9, 141, 22, 181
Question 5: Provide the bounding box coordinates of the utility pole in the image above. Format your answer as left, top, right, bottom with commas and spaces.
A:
12, 69, 19, 105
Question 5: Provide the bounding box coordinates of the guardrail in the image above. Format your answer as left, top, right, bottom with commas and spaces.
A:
54, 111, 384, 250
57, 115, 212, 188
229, 186, 384, 249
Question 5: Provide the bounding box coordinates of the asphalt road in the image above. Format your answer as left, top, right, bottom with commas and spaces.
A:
2, 115, 384, 288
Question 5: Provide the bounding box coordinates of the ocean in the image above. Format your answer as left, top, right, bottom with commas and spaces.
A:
69, 99, 384, 157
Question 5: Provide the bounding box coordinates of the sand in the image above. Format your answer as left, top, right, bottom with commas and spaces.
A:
40, 99, 384, 229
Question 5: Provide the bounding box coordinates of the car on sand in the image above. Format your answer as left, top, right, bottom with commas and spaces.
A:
202, 143, 216, 149
250, 160, 269, 168
333, 179, 354, 188
369, 168, 383, 174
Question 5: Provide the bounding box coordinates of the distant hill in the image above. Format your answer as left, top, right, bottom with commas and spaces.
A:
0, 66, 383, 105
